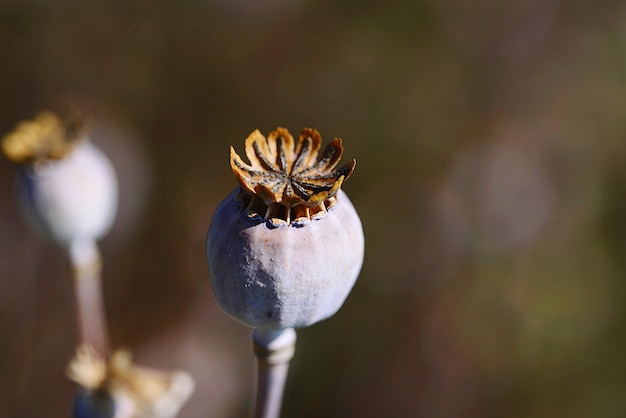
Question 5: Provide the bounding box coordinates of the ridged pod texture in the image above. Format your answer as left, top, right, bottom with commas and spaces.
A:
206, 189, 364, 330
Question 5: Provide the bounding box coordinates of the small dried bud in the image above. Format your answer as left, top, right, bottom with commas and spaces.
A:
67, 345, 195, 418
2, 110, 85, 163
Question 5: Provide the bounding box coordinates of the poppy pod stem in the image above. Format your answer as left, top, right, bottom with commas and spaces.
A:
252, 328, 297, 418
69, 239, 109, 356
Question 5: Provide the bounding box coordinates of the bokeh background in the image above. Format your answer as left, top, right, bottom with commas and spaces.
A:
1, 0, 626, 417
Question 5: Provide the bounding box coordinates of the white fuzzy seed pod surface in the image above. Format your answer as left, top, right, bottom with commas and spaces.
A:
18, 141, 118, 247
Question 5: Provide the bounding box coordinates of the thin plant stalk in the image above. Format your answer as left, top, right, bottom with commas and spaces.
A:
69, 240, 109, 356
252, 328, 297, 418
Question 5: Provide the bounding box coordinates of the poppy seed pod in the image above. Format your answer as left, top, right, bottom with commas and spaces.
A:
206, 128, 364, 330
67, 345, 195, 418
2, 111, 118, 249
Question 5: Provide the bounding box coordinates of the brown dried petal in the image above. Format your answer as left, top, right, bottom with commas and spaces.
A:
296, 138, 344, 176
1, 110, 86, 163
268, 127, 296, 172
292, 128, 322, 172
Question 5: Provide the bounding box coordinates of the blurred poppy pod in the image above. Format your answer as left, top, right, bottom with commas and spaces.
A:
2, 111, 118, 250
206, 127, 364, 330
67, 345, 195, 418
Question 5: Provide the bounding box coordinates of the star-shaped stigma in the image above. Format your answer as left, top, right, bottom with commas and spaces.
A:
230, 127, 356, 227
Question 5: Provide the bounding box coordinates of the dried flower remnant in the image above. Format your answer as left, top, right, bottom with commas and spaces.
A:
230, 127, 356, 226
68, 345, 195, 418
2, 110, 86, 163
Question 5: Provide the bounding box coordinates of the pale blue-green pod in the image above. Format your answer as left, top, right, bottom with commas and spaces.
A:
207, 189, 364, 330
206, 128, 364, 330
18, 140, 118, 249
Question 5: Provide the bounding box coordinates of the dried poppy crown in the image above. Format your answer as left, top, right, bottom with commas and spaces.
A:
230, 127, 356, 227
1, 110, 86, 163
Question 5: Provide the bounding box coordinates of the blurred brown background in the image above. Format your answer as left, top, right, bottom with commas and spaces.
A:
1, 0, 626, 417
